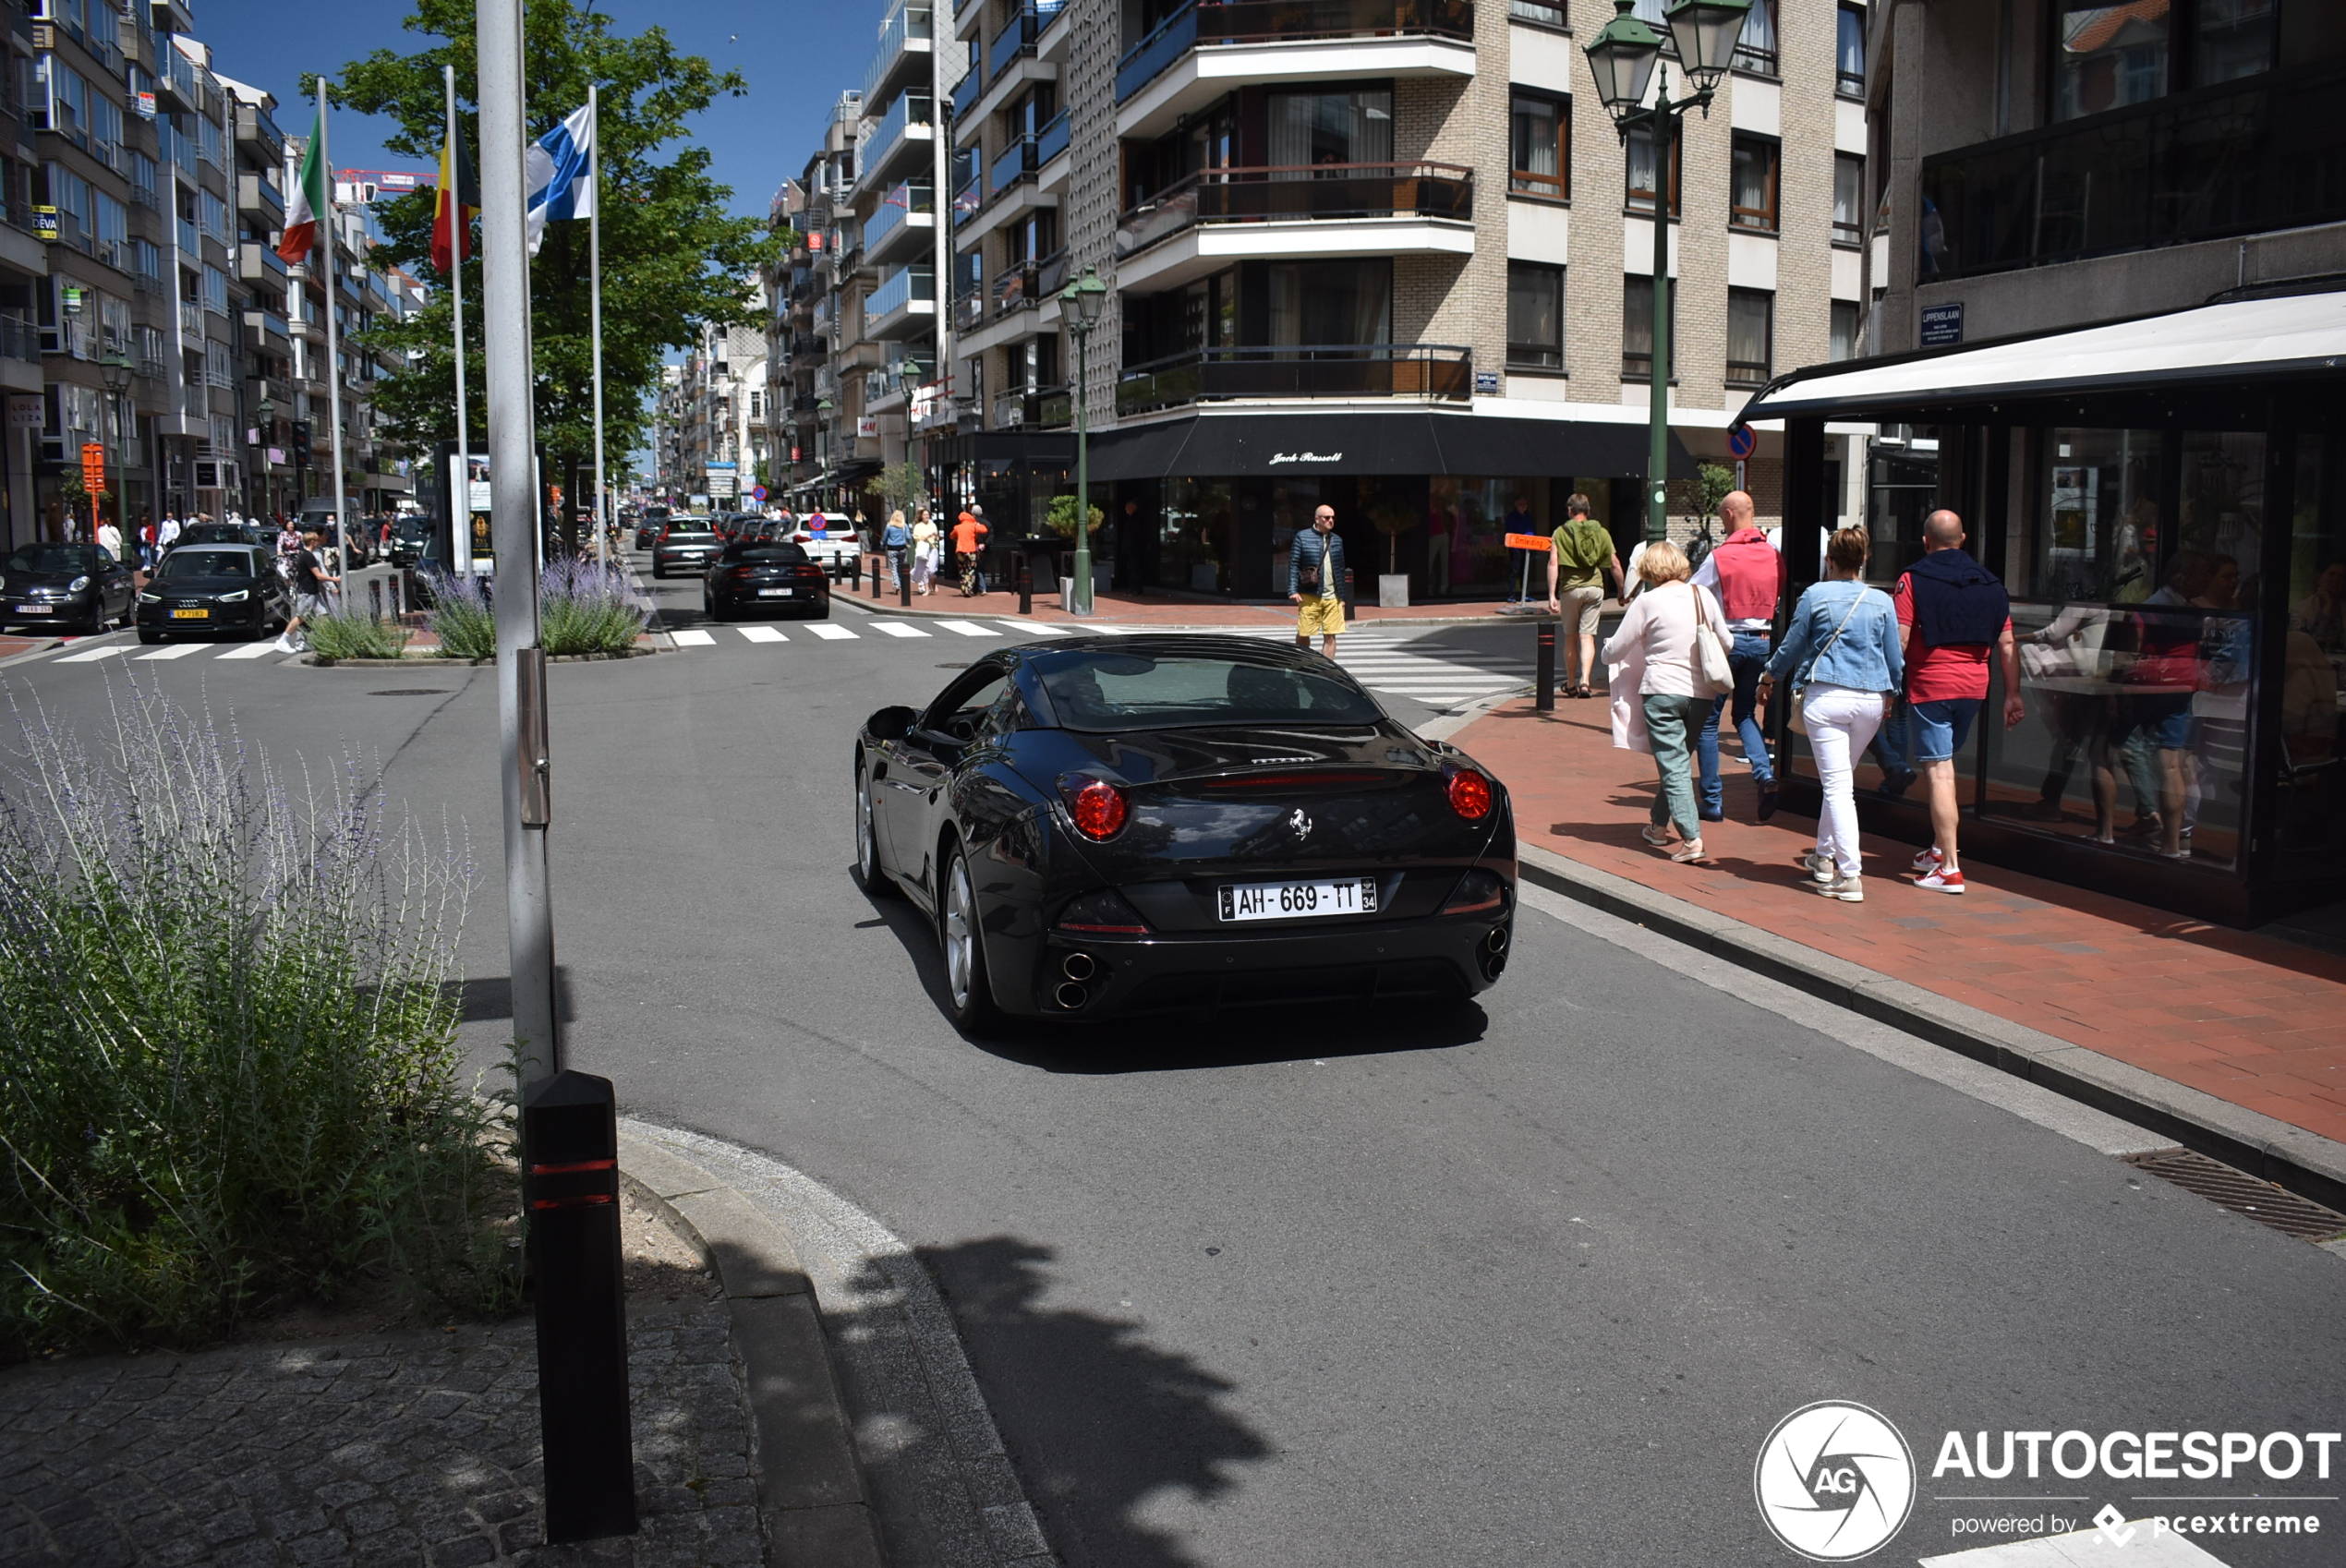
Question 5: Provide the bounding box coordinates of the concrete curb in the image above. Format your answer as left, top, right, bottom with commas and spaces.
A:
1515, 841, 2346, 1214
297, 647, 663, 668
828, 576, 1590, 631
617, 1132, 889, 1568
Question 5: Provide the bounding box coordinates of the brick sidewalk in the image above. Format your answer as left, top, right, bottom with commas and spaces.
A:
1455, 695, 2346, 1147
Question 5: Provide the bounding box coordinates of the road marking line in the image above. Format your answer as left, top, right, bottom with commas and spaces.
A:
54, 644, 127, 662
136, 644, 206, 659
935, 620, 998, 637
670, 628, 716, 646
215, 641, 282, 658
804, 622, 857, 640
998, 621, 1072, 636
736, 626, 787, 643
868, 621, 930, 638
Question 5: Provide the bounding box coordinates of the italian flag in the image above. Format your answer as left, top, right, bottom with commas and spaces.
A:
276, 109, 328, 264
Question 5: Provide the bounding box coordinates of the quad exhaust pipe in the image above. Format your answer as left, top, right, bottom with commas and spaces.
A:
1480, 923, 1510, 981
1061, 951, 1096, 982
1055, 981, 1089, 1008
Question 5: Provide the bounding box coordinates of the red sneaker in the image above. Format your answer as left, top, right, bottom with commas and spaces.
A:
1913, 865, 1965, 894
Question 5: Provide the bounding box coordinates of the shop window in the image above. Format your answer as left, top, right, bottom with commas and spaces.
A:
1508, 90, 1567, 200
1726, 288, 1772, 386
1506, 262, 1563, 371
1624, 126, 1679, 218
1730, 136, 1779, 233
1158, 476, 1233, 594
2278, 433, 2346, 863
1832, 153, 1865, 246
1429, 476, 1548, 597
1621, 274, 1674, 381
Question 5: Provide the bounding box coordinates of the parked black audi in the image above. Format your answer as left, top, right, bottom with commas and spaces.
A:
853, 635, 1516, 1028
704, 539, 830, 621
0, 541, 136, 635
651, 525, 721, 578
136, 544, 284, 642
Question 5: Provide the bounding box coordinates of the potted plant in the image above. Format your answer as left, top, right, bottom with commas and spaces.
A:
1369, 494, 1420, 608
1046, 493, 1106, 598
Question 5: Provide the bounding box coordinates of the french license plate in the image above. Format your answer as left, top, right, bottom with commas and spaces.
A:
171, 608, 209, 619
1217, 876, 1379, 923
17, 604, 50, 614
757, 587, 796, 597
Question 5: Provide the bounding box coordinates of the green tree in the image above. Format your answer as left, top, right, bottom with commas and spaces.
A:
331, 0, 781, 551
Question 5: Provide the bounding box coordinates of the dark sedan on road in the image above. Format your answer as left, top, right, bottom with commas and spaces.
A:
854, 636, 1516, 1028
0, 541, 136, 634
389, 518, 432, 567
651, 525, 721, 578
704, 540, 830, 621
136, 544, 284, 643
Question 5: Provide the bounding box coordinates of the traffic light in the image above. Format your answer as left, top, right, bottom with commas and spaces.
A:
291, 420, 311, 444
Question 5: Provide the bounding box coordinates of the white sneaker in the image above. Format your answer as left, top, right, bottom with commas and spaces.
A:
1909, 846, 1943, 874
272, 634, 295, 652
1814, 874, 1864, 901
1804, 850, 1836, 882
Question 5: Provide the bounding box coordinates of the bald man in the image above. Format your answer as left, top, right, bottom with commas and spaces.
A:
1691, 490, 1787, 821
1893, 509, 2023, 894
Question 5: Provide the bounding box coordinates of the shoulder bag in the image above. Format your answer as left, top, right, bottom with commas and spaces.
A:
1691, 585, 1735, 697
1787, 587, 1866, 736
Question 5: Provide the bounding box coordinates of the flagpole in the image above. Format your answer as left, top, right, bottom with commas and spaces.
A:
446, 63, 472, 576
316, 78, 351, 573
588, 82, 607, 569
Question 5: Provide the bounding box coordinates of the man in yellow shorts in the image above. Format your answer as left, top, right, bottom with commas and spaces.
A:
1288, 503, 1349, 656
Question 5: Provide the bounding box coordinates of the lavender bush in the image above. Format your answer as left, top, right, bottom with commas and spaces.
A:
539, 558, 651, 655
307, 605, 412, 661
422, 568, 497, 659
0, 680, 514, 1354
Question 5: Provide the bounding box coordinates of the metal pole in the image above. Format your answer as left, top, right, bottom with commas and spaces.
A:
1069, 323, 1092, 616
480, 0, 561, 1090
447, 64, 473, 576
1645, 75, 1672, 546
1535, 620, 1555, 712
588, 82, 608, 570
318, 79, 352, 570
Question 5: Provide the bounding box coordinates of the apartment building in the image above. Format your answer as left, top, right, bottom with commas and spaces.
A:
1735, 0, 2346, 923
915, 0, 1872, 599
668, 316, 770, 505
777, 94, 863, 505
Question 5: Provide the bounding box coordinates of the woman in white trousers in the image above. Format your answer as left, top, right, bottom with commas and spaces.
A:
1759, 527, 1905, 901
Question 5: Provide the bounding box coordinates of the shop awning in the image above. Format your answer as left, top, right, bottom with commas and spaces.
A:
1083, 410, 1696, 482
1739, 289, 2346, 422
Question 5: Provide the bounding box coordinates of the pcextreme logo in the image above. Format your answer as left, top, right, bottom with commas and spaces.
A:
1755, 1401, 1918, 1562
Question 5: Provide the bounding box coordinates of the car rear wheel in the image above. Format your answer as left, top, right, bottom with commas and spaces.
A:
854, 761, 898, 898
940, 845, 998, 1030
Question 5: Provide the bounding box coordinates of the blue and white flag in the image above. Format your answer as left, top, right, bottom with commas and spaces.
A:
524, 100, 596, 257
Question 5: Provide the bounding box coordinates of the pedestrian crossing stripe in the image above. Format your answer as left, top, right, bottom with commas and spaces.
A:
868, 621, 929, 638
215, 641, 281, 659
804, 623, 856, 641
736, 626, 786, 644
54, 645, 127, 662
136, 644, 206, 659
935, 621, 998, 637
670, 629, 716, 646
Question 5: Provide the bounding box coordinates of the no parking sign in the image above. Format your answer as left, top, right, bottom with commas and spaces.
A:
1727, 425, 1758, 460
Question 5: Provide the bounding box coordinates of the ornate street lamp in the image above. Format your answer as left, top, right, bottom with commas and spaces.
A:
99, 352, 131, 538
1058, 265, 1108, 617
893, 354, 926, 521
1585, 0, 1750, 543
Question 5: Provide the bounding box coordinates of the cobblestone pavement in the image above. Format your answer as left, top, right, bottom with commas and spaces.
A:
0, 1294, 764, 1567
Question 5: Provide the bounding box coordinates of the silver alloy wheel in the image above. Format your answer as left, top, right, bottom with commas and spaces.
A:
855, 765, 877, 880
943, 852, 976, 1010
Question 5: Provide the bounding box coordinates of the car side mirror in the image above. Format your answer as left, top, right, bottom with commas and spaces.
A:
866, 705, 917, 741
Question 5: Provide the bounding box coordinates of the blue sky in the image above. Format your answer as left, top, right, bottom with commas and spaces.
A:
195, 0, 880, 221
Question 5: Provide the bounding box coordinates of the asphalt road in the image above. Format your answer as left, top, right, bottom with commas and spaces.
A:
8, 557, 2342, 1568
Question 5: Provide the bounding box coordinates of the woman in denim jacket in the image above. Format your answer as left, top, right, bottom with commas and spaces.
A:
1758, 527, 1905, 901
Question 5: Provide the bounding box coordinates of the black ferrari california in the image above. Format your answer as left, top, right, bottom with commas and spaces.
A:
854, 635, 1516, 1027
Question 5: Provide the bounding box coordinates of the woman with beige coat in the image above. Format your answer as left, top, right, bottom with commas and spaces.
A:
1602, 540, 1728, 863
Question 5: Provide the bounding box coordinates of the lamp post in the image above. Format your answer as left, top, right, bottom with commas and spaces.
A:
100, 352, 130, 537
256, 394, 274, 518
1058, 265, 1108, 616
1585, 0, 1749, 543
893, 353, 925, 515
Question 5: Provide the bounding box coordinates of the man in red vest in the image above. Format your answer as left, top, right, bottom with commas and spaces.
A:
1693, 490, 1788, 820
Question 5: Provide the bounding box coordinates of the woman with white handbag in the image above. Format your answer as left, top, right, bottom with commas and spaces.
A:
1758, 527, 1905, 901
1602, 540, 1732, 864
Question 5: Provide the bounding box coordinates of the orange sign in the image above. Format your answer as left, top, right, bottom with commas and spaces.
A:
79, 441, 104, 491
1505, 532, 1552, 551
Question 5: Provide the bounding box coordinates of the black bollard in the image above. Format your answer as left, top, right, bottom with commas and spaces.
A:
899, 549, 911, 607
1018, 549, 1033, 616
869, 553, 881, 597
1535, 619, 1556, 712
523, 1070, 638, 1544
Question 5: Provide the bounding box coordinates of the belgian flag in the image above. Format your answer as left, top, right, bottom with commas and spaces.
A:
430, 115, 480, 275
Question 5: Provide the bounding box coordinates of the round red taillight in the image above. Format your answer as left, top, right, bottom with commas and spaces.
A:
1445, 766, 1493, 821
1070, 778, 1128, 840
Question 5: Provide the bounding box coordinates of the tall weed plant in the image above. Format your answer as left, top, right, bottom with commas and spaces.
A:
0, 681, 514, 1355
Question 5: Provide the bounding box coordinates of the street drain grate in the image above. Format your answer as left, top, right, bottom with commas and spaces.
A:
2122, 1149, 2346, 1242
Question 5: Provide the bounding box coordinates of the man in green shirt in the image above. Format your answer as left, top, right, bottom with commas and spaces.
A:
1545, 492, 1622, 699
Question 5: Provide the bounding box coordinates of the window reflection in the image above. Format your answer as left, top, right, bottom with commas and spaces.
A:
2053, 0, 2171, 122
2277, 434, 2346, 865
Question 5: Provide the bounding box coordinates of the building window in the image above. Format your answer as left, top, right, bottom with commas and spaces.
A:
1506, 262, 1563, 371
1837, 4, 1866, 96
1730, 136, 1779, 232
1726, 287, 1773, 386
2193, 0, 2277, 86
1832, 153, 1865, 246
1830, 300, 1858, 362
2051, 0, 2169, 121
1622, 274, 1674, 381
1734, 0, 1778, 75
1625, 126, 1680, 217
1508, 0, 1566, 25
1508, 91, 1568, 199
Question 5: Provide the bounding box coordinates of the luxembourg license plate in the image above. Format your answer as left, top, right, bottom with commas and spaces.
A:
1217, 876, 1379, 923
171, 608, 209, 619
17, 604, 49, 614
757, 587, 796, 597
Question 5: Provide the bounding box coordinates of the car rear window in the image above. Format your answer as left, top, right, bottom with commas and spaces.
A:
160, 549, 257, 581
726, 544, 810, 563
1033, 649, 1384, 731
665, 531, 717, 542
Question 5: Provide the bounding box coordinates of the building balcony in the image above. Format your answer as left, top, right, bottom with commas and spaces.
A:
864, 1, 934, 110
242, 309, 292, 355
989, 133, 1042, 202
994, 383, 1070, 429
1115, 163, 1473, 292
865, 180, 936, 265
1116, 342, 1470, 416
995, 249, 1070, 319
235, 103, 285, 166
155, 45, 199, 114
957, 4, 1064, 128
865, 264, 936, 338
236, 240, 287, 287
858, 91, 936, 194
1115, 0, 1473, 139
237, 171, 284, 225
1917, 60, 2346, 284
1035, 110, 1071, 182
